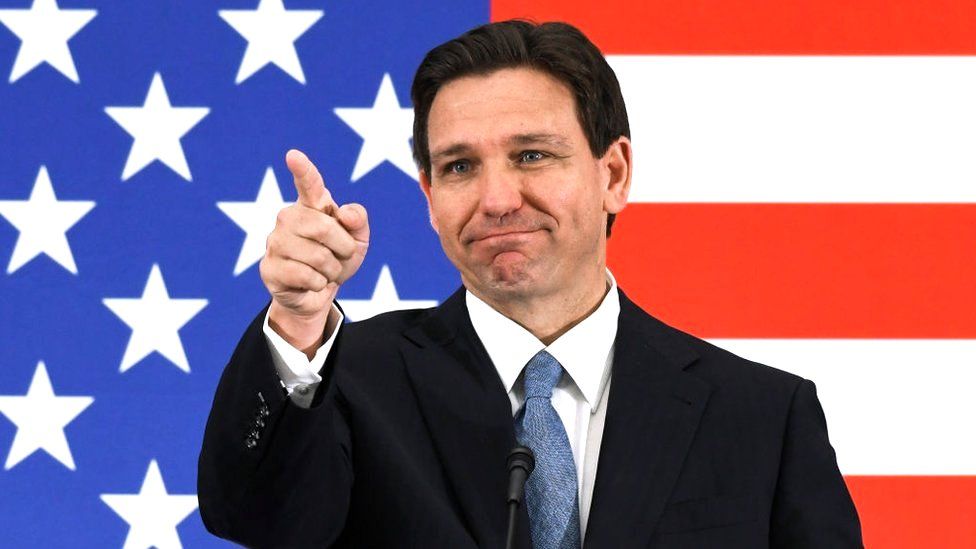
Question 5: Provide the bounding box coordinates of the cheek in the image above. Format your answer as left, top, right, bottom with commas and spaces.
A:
545, 178, 602, 227
430, 189, 472, 238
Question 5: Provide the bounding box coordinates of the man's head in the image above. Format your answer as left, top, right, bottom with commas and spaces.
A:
412, 21, 631, 236
412, 21, 632, 306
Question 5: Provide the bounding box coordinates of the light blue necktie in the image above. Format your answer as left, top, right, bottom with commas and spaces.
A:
514, 350, 581, 549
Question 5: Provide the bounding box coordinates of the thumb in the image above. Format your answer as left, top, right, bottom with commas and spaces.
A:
337, 203, 370, 248
286, 149, 336, 213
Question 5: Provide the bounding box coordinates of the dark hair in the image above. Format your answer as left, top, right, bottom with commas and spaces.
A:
411, 20, 630, 235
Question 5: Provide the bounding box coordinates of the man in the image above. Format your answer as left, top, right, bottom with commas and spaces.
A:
199, 20, 862, 548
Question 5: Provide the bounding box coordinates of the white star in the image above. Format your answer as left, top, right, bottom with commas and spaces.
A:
0, 166, 95, 274
335, 73, 417, 182
217, 167, 288, 275
219, 0, 323, 85
101, 460, 198, 549
102, 264, 208, 373
0, 0, 96, 83
341, 265, 437, 321
105, 73, 210, 181
0, 361, 93, 470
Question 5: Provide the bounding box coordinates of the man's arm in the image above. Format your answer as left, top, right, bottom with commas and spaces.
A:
770, 379, 864, 548
197, 304, 353, 547
198, 150, 369, 546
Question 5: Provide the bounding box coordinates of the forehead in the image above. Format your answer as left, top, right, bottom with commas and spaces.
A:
427, 67, 582, 152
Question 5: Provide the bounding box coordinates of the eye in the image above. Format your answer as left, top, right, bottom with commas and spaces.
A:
519, 150, 546, 163
444, 160, 470, 175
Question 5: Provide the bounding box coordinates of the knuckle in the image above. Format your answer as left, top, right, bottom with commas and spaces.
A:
324, 259, 342, 281
313, 246, 334, 273
318, 217, 335, 239
260, 258, 284, 289
303, 267, 325, 291
276, 259, 294, 281
275, 207, 291, 227
266, 231, 290, 257
284, 262, 306, 289
311, 276, 328, 293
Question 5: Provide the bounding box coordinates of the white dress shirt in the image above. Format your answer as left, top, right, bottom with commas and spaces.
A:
263, 272, 620, 538
263, 303, 343, 408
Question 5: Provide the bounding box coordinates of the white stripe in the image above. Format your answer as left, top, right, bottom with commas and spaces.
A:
610, 56, 976, 203
707, 339, 976, 475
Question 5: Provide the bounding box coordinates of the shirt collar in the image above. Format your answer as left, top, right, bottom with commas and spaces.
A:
465, 270, 620, 412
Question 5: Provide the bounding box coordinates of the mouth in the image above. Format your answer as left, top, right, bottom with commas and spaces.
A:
470, 229, 542, 244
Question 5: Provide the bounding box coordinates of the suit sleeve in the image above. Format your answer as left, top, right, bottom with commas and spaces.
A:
197, 305, 353, 548
770, 379, 864, 548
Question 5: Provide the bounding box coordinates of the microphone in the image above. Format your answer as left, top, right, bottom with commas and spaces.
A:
505, 446, 535, 549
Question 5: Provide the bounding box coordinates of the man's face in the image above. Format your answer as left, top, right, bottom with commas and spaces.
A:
420, 67, 630, 303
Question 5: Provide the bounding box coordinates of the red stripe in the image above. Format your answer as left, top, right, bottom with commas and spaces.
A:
607, 204, 976, 338
491, 0, 976, 54
846, 476, 976, 548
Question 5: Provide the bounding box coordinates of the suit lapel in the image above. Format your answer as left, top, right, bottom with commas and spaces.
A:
400, 288, 528, 548
584, 291, 712, 548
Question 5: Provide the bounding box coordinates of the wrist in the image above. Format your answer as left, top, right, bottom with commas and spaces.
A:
268, 300, 333, 358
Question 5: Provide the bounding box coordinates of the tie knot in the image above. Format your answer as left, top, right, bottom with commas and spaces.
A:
523, 350, 563, 400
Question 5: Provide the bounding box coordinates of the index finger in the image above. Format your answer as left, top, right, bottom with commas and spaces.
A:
286, 149, 337, 215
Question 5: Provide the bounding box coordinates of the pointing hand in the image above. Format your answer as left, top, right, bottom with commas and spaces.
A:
259, 149, 370, 352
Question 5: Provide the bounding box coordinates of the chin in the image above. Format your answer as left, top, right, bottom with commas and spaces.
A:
479, 262, 544, 298
458, 253, 550, 300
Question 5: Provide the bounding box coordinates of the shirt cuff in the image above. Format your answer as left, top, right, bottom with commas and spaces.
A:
263, 303, 343, 407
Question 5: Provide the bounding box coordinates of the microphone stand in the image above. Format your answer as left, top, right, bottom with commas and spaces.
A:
505, 446, 535, 549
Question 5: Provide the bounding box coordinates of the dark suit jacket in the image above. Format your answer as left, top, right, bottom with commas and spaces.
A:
198, 288, 862, 548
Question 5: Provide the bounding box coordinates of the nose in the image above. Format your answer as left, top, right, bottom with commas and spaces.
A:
477, 166, 523, 220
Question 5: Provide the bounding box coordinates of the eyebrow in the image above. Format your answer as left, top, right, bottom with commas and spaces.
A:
430, 143, 472, 163
429, 133, 573, 163
508, 133, 572, 149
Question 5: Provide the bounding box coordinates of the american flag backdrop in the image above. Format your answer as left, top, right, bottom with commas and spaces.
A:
0, 0, 972, 546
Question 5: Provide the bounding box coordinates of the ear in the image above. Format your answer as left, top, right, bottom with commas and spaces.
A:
418, 169, 439, 233
601, 136, 632, 215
